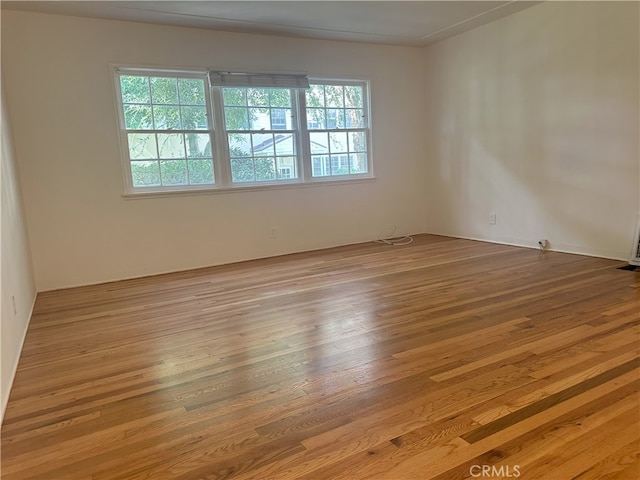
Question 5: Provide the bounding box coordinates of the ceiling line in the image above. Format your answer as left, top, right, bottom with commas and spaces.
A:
101, 3, 410, 40
420, 0, 518, 40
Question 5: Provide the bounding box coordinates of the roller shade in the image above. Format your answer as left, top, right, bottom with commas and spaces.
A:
208, 71, 309, 89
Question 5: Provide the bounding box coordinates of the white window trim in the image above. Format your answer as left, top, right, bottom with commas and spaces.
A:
301, 78, 373, 184
113, 67, 218, 195
213, 86, 304, 187
113, 66, 374, 196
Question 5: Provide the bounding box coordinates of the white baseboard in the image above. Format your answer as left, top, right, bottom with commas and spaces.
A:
1, 294, 37, 424
426, 231, 628, 262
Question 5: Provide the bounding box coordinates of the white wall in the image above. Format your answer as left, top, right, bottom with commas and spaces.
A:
1, 11, 428, 291
3, 2, 639, 295
423, 1, 639, 259
1, 83, 37, 421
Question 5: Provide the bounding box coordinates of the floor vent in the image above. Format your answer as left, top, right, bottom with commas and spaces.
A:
617, 264, 639, 271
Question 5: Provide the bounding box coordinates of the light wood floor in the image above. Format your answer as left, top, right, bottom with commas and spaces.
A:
2, 235, 639, 480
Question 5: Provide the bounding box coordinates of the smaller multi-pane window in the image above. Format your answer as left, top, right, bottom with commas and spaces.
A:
222, 87, 297, 183
118, 73, 214, 188
271, 109, 287, 130
306, 83, 368, 177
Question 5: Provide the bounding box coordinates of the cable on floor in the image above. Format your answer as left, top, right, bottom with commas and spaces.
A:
375, 235, 414, 246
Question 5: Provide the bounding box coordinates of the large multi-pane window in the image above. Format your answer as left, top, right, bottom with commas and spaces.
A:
115, 68, 371, 194
117, 73, 215, 189
222, 87, 297, 183
306, 83, 368, 177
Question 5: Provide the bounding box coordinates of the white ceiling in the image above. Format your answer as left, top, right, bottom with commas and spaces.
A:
1, 1, 540, 47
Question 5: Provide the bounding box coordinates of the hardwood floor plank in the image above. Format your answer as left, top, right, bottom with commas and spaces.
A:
471, 349, 640, 426
409, 370, 639, 479
572, 439, 640, 480
523, 410, 640, 479
428, 378, 639, 480
461, 358, 639, 443
1, 235, 638, 479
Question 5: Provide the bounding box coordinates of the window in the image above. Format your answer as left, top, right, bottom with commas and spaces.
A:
306, 83, 368, 177
116, 72, 215, 190
278, 167, 293, 179
115, 68, 371, 194
222, 87, 297, 183
271, 109, 287, 130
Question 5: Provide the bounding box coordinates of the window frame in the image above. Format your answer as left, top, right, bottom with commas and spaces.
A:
114, 67, 219, 195
113, 66, 373, 196
212, 86, 304, 187
300, 79, 372, 183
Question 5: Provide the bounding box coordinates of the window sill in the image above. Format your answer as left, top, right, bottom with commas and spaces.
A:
121, 176, 377, 199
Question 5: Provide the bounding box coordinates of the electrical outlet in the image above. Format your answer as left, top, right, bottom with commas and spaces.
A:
12, 295, 17, 316
489, 213, 497, 225
269, 227, 278, 239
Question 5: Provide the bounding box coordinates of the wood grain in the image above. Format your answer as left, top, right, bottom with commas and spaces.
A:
1, 235, 638, 479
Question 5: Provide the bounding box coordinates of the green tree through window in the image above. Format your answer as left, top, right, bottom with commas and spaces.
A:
119, 74, 213, 187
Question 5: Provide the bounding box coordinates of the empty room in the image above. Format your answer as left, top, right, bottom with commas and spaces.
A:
1, 1, 639, 479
